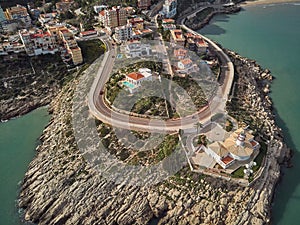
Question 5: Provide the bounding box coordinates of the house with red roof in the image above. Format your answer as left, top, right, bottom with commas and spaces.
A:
162, 18, 176, 30
173, 48, 187, 60
124, 68, 152, 93
177, 58, 198, 74
79, 30, 98, 38
196, 39, 209, 54
170, 29, 185, 46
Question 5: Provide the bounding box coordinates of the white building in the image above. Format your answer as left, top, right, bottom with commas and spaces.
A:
114, 24, 132, 42
79, 30, 98, 39
19, 29, 58, 56
93, 5, 108, 14
38, 13, 57, 25
125, 40, 152, 58
124, 68, 152, 93
0, 41, 25, 55
198, 128, 260, 169
162, 0, 177, 18
177, 58, 198, 74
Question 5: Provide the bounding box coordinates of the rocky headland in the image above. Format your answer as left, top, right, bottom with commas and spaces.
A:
0, 53, 72, 121
0, 39, 104, 121
183, 6, 241, 31
18, 47, 291, 224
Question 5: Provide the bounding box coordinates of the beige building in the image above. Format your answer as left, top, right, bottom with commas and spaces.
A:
4, 5, 31, 27
99, 6, 128, 28
68, 47, 83, 65
58, 28, 83, 65
200, 128, 260, 169
170, 29, 185, 46
5, 5, 28, 20
196, 39, 209, 54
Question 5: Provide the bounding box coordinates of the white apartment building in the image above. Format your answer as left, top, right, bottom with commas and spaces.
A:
162, 0, 177, 18
114, 24, 133, 42
125, 40, 152, 58
19, 29, 57, 56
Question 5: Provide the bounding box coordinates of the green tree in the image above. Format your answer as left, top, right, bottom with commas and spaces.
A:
197, 134, 207, 146
194, 121, 203, 133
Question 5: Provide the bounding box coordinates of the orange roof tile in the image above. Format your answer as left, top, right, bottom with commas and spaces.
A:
174, 48, 187, 57
185, 32, 194, 38
127, 72, 144, 80
221, 155, 234, 165
180, 58, 192, 65
99, 10, 105, 16
162, 18, 175, 24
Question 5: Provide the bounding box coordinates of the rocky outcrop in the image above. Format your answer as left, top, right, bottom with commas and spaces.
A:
184, 7, 241, 31
1, 90, 58, 121
18, 49, 290, 224
0, 53, 71, 121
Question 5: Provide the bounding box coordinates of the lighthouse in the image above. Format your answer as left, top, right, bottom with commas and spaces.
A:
236, 131, 246, 146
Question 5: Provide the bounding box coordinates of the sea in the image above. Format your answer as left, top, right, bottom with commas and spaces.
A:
0, 2, 300, 225
0, 108, 50, 225
199, 3, 300, 224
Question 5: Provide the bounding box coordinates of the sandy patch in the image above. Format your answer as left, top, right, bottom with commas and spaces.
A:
241, 0, 300, 7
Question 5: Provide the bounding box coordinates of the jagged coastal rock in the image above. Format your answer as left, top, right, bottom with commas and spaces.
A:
0, 54, 71, 121
18, 49, 291, 224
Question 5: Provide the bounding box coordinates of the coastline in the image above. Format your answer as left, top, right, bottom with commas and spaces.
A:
18, 7, 292, 225
17, 47, 291, 225
11, 2, 294, 225
242, 0, 300, 7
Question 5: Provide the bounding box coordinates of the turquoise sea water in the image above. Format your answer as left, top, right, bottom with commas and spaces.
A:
1, 3, 300, 225
200, 3, 300, 224
0, 108, 50, 225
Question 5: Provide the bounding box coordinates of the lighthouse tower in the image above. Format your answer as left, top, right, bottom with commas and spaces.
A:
236, 131, 246, 146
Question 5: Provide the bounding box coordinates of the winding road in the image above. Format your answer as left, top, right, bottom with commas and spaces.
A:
87, 19, 234, 133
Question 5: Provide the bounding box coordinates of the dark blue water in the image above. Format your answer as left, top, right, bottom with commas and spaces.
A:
200, 3, 300, 224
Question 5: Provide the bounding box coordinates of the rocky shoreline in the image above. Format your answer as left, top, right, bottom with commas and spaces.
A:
184, 6, 241, 31
0, 39, 104, 122
17, 46, 291, 224
0, 53, 72, 122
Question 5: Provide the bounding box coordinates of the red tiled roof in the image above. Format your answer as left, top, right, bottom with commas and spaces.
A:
221, 155, 234, 165
185, 32, 194, 38
174, 48, 187, 57
30, 32, 51, 38
250, 140, 258, 147
162, 18, 175, 24
194, 35, 203, 40
129, 17, 144, 24
180, 58, 192, 65
99, 10, 105, 16
60, 28, 70, 33
80, 30, 97, 35
141, 29, 152, 34
127, 72, 144, 80
134, 30, 142, 35
196, 40, 208, 47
